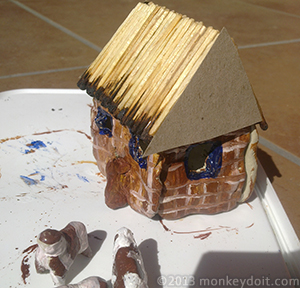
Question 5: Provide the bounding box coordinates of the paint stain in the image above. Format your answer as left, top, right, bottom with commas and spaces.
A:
194, 232, 212, 240
76, 174, 89, 183
159, 219, 171, 232
72, 160, 98, 165
246, 202, 254, 210
76, 130, 92, 140
1, 129, 91, 145
21, 256, 30, 284
0, 135, 22, 144
90, 235, 103, 241
20, 176, 38, 186
20, 172, 45, 186
24, 140, 46, 154
21, 244, 38, 284
159, 219, 240, 239
29, 172, 46, 182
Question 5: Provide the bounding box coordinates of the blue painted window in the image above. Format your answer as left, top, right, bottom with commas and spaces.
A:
95, 107, 113, 137
129, 135, 147, 169
184, 141, 222, 180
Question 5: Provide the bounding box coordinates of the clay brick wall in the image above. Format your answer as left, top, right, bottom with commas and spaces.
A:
91, 100, 251, 219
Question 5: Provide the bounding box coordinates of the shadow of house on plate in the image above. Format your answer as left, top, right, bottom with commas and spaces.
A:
77, 2, 267, 221
139, 238, 161, 288
257, 147, 282, 183
191, 250, 298, 288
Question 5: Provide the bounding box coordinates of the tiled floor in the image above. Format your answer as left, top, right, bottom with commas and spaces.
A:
1, 0, 300, 239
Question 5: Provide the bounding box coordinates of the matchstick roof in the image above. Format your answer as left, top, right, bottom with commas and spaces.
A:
78, 2, 265, 156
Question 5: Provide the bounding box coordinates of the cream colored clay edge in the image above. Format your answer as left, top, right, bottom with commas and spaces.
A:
239, 125, 259, 203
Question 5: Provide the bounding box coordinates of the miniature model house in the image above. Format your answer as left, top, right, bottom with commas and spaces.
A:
78, 2, 266, 219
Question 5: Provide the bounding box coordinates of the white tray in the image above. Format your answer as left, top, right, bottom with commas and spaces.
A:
0, 89, 299, 288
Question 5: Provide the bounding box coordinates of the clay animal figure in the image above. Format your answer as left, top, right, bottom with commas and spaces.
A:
55, 276, 107, 288
35, 221, 92, 286
112, 227, 148, 288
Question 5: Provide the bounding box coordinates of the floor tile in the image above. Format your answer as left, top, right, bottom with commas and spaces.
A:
258, 144, 300, 239
239, 43, 300, 158
17, 0, 300, 48
17, 0, 140, 49
0, 69, 86, 92
239, 0, 300, 17
0, 1, 98, 77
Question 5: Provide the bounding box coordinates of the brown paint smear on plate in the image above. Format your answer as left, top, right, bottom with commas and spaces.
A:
21, 244, 38, 284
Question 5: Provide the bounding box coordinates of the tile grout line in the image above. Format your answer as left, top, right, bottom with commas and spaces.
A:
0, 66, 88, 80
238, 38, 300, 49
9, 0, 102, 53
239, 0, 300, 20
259, 136, 300, 167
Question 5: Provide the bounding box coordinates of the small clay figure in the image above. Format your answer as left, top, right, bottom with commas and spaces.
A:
112, 227, 148, 288
35, 221, 92, 285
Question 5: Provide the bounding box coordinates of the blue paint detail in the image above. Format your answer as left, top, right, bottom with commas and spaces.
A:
27, 140, 46, 149
95, 107, 113, 137
20, 175, 38, 185
24, 140, 47, 154
184, 141, 222, 180
76, 174, 89, 183
129, 135, 147, 169
21, 171, 45, 185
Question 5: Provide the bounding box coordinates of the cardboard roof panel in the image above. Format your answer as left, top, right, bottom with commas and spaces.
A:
77, 2, 265, 156
143, 28, 263, 156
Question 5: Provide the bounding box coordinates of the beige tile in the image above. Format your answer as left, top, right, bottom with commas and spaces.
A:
17, 0, 300, 48
0, 69, 85, 92
239, 0, 300, 17
258, 144, 300, 239
239, 43, 300, 158
17, 0, 140, 49
0, 1, 98, 77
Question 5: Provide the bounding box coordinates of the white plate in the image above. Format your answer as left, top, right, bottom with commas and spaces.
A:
0, 89, 299, 288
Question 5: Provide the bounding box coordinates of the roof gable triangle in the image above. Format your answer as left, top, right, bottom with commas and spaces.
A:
143, 27, 263, 156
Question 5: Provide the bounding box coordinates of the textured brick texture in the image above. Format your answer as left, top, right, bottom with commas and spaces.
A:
91, 99, 252, 219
